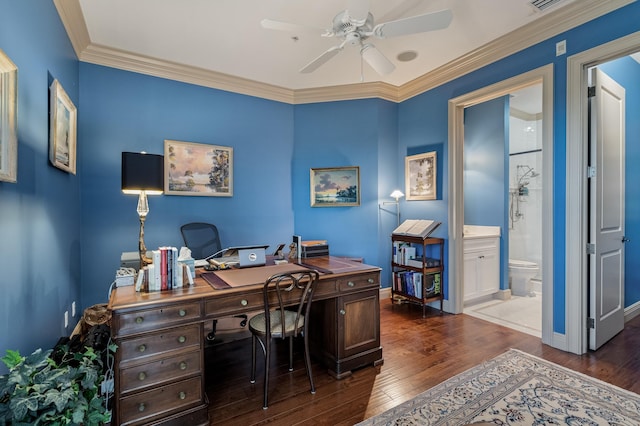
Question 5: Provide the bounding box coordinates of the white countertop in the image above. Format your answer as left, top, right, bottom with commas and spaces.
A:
463, 225, 501, 239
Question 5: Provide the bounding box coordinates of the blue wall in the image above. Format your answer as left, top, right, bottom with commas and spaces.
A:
598, 56, 640, 308
78, 64, 296, 308
2, 1, 640, 370
463, 96, 510, 290
0, 0, 81, 372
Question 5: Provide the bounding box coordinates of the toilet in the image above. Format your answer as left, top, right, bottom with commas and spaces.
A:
509, 259, 539, 297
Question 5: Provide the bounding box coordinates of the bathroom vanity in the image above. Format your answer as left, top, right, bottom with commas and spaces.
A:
463, 226, 501, 303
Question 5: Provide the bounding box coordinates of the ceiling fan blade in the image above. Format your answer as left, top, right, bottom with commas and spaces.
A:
361, 44, 395, 75
345, 0, 371, 24
374, 9, 453, 39
377, 0, 424, 24
260, 18, 321, 34
300, 46, 343, 74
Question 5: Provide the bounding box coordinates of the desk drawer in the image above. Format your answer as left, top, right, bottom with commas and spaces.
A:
115, 302, 202, 337
338, 272, 379, 292
119, 376, 203, 426
205, 292, 263, 317
119, 324, 201, 365
120, 349, 202, 395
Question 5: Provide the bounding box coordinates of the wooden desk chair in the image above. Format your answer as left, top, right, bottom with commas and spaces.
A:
249, 270, 320, 409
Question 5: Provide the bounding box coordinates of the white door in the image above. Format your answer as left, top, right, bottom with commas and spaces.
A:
588, 68, 626, 351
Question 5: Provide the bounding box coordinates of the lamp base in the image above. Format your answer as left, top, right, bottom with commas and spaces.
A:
138, 215, 152, 270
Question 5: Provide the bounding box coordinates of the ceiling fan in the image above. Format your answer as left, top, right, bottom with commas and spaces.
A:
261, 0, 453, 76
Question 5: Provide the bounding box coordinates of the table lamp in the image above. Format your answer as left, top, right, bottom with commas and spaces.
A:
121, 152, 164, 270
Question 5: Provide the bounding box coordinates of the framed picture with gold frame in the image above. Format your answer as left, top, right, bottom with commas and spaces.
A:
164, 140, 233, 196
405, 151, 436, 200
0, 49, 17, 183
310, 166, 360, 207
49, 79, 77, 174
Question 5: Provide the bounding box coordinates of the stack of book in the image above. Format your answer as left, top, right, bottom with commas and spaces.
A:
300, 240, 329, 258
393, 271, 441, 298
135, 246, 194, 292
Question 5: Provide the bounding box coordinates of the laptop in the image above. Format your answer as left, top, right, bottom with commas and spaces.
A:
237, 245, 268, 268
208, 245, 268, 268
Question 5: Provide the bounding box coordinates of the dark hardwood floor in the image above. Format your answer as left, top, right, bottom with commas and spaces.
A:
205, 297, 640, 425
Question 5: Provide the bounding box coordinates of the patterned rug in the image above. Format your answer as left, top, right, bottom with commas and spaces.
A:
357, 349, 640, 425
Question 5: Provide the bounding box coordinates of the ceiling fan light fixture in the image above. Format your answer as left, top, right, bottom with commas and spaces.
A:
397, 50, 418, 62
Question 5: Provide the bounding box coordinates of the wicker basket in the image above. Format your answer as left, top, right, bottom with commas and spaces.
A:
81, 303, 111, 336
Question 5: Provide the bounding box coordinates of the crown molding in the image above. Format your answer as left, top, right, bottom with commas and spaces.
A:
54, 0, 634, 105
79, 43, 296, 104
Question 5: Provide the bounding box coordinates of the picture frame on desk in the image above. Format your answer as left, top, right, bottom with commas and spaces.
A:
310, 166, 360, 207
405, 151, 436, 201
49, 79, 77, 174
164, 140, 233, 196
0, 49, 17, 183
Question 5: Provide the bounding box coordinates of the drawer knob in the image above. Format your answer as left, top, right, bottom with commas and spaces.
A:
179, 391, 186, 400
138, 344, 146, 353
340, 309, 346, 315
138, 403, 145, 412
368, 278, 374, 283
180, 362, 187, 370
179, 309, 186, 317
241, 299, 248, 306
138, 372, 146, 381
178, 335, 186, 343
347, 281, 355, 287
136, 316, 144, 324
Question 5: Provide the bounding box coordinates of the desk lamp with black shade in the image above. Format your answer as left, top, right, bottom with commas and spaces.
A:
121, 152, 164, 270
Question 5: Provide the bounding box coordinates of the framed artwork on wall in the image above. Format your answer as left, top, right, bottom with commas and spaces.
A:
310, 166, 360, 207
405, 151, 436, 200
49, 79, 77, 174
0, 49, 18, 183
164, 140, 233, 196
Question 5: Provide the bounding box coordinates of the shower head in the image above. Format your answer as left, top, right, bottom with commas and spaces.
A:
530, 171, 540, 178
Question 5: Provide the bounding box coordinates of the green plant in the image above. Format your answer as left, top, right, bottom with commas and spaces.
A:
0, 342, 115, 426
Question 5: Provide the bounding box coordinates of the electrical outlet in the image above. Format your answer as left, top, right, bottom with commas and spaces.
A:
72, 301, 76, 317
64, 311, 69, 328
556, 40, 566, 56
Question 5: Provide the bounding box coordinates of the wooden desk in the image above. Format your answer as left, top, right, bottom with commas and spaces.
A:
108, 257, 383, 426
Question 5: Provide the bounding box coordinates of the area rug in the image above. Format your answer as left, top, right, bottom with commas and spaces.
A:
357, 349, 640, 425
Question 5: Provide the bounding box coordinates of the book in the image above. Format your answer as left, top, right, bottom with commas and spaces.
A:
393, 219, 441, 238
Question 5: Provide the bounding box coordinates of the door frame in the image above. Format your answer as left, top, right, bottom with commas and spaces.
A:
447, 64, 554, 346
566, 31, 640, 355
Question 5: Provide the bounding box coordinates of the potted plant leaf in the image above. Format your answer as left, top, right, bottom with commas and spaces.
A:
0, 339, 115, 426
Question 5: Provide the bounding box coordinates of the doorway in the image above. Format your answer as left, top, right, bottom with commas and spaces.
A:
463, 84, 544, 338
447, 64, 554, 346
566, 33, 640, 354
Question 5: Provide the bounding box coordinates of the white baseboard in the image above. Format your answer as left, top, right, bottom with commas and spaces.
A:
625, 301, 640, 322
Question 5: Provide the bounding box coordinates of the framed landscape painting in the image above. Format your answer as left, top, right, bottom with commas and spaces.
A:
49, 79, 77, 174
0, 49, 17, 183
405, 151, 436, 200
164, 140, 233, 196
310, 166, 360, 207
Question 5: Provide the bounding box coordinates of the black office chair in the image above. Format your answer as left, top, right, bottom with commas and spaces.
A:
180, 222, 247, 341
180, 222, 223, 261
249, 270, 320, 409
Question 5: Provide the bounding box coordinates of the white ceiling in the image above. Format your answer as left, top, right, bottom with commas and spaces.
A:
75, 0, 572, 91
54, 0, 634, 104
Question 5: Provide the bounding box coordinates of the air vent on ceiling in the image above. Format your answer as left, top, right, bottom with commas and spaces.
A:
529, 0, 567, 12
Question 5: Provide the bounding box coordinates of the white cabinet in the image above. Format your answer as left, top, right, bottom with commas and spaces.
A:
463, 228, 500, 303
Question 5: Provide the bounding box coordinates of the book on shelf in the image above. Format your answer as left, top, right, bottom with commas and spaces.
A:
392, 219, 441, 238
